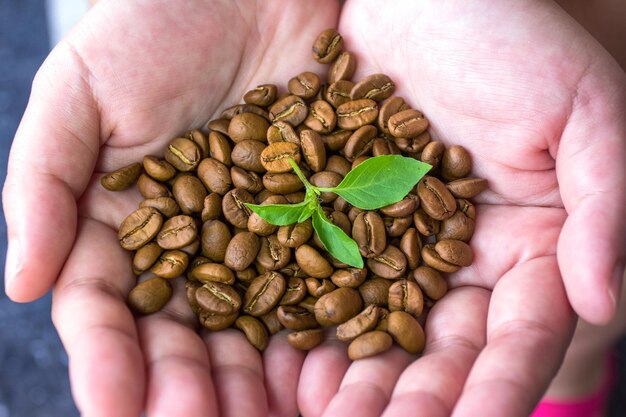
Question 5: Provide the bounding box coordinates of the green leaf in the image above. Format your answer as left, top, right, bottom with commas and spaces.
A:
330, 155, 431, 210
245, 200, 312, 226
312, 208, 364, 268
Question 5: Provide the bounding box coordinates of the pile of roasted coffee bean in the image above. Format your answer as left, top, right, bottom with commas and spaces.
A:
102, 29, 487, 360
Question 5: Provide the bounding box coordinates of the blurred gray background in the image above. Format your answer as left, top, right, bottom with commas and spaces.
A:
0, 1, 625, 416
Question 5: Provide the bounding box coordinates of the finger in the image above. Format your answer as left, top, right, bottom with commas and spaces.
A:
3, 43, 100, 301
51, 218, 143, 417
381, 287, 489, 417
452, 256, 576, 417
203, 329, 269, 417
297, 334, 352, 417
557, 68, 626, 324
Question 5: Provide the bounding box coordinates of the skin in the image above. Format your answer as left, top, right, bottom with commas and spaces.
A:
3, 0, 625, 416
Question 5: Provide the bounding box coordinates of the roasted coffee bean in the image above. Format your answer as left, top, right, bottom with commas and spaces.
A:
247, 208, 279, 236
446, 178, 488, 199
388, 109, 428, 138
384, 215, 414, 237
399, 228, 422, 269
304, 100, 336, 134
367, 245, 407, 279
140, 197, 180, 218
208, 131, 232, 167
236, 267, 259, 283
179, 238, 200, 256
227, 112, 270, 143
260, 142, 301, 173
388, 279, 424, 318
417, 176, 456, 220
132, 242, 163, 275
348, 330, 393, 360
101, 162, 142, 191
298, 295, 319, 313
157, 215, 197, 249
321, 129, 352, 151
267, 120, 300, 145
164, 137, 201, 171
372, 137, 401, 156
330, 267, 367, 288
201, 220, 231, 262
309, 171, 343, 203
142, 156, 176, 182
312, 28, 343, 64
128, 277, 172, 314
325, 155, 351, 177
277, 305, 318, 331
387, 311, 425, 354
222, 188, 254, 229
221, 103, 269, 122
434, 239, 473, 267
231, 140, 267, 173
263, 173, 304, 194
243, 271, 286, 316
394, 131, 431, 153
441, 145, 472, 180
348, 206, 364, 223
336, 99, 378, 130
328, 51, 356, 83
260, 308, 284, 334
352, 211, 387, 258
351, 74, 394, 101
305, 278, 336, 298
224, 231, 261, 271
189, 262, 235, 285
137, 174, 170, 199
299, 130, 326, 173
198, 310, 238, 331
230, 166, 263, 194
420, 140, 445, 169
150, 250, 189, 278
269, 95, 308, 126
277, 219, 313, 248
196, 281, 241, 315
457, 198, 476, 219
352, 155, 371, 169
413, 266, 448, 300
244, 84, 277, 107
296, 244, 334, 279
118, 207, 163, 250
378, 96, 410, 135
172, 174, 207, 214
314, 287, 363, 326
280, 277, 307, 306
437, 209, 475, 242
336, 305, 380, 342
344, 125, 377, 161
235, 316, 269, 351
197, 158, 232, 195
380, 194, 420, 217
256, 234, 291, 271
206, 118, 230, 136
333, 195, 351, 212
413, 208, 440, 237
186, 279, 203, 314
287, 328, 325, 350
375, 308, 390, 332
288, 71, 321, 99
185, 129, 210, 159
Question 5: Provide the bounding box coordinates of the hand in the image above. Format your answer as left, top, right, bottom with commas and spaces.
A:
296, 1, 626, 416
3, 1, 340, 416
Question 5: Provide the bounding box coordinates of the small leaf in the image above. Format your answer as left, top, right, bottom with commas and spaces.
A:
246, 200, 311, 226
331, 155, 431, 210
312, 208, 363, 268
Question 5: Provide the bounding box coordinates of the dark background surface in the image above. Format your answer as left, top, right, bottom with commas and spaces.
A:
0, 1, 625, 416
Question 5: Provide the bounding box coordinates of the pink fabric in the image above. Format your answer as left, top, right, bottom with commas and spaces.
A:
529, 356, 616, 417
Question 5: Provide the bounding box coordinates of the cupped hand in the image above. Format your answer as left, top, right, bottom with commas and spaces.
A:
296, 1, 626, 417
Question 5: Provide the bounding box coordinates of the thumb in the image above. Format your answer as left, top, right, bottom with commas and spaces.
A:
3, 43, 101, 302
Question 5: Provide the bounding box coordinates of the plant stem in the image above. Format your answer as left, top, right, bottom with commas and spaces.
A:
289, 158, 318, 194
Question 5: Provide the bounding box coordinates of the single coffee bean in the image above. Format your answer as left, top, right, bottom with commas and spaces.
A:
351, 73, 395, 101
305, 277, 336, 298
394, 131, 431, 153
328, 51, 356, 83
412, 266, 448, 301
197, 157, 232, 196
196, 281, 241, 315
324, 155, 351, 178
198, 310, 238, 331
388, 279, 424, 318
222, 188, 254, 229
224, 231, 261, 271
435, 239, 473, 267
230, 166, 263, 194
388, 109, 429, 138
267, 120, 300, 145
101, 162, 142, 191
277, 305, 318, 331
208, 131, 232, 167
456, 198, 476, 220
312, 28, 343, 64
296, 244, 334, 279
132, 242, 163, 275
260, 142, 301, 173
150, 250, 189, 278
236, 267, 258, 283
336, 304, 381, 342
372, 137, 401, 156
421, 244, 462, 273
201, 220, 231, 262
164, 137, 201, 171
413, 208, 440, 236
269, 95, 308, 126
157, 215, 197, 249
420, 140, 445, 170
378, 96, 410, 135
330, 267, 367, 288
347, 330, 393, 360
189, 262, 235, 285
262, 172, 304, 194
256, 234, 291, 271
304, 100, 337, 134
206, 118, 230, 136
380, 194, 420, 217
186, 129, 210, 159
288, 71, 321, 99
437, 209, 475, 242
417, 176, 456, 221
142, 156, 176, 182
127, 277, 172, 314
441, 145, 472, 180
260, 308, 284, 334
348, 206, 364, 223
277, 219, 313, 248
446, 178, 488, 199
322, 129, 352, 151
231, 140, 267, 173
298, 130, 326, 173
228, 112, 270, 143
118, 207, 163, 250
243, 271, 287, 316
383, 215, 414, 238
309, 171, 343, 203
336, 99, 378, 130
343, 125, 377, 161
314, 287, 363, 326
352, 211, 387, 258
287, 328, 325, 350
375, 308, 390, 332
247, 207, 280, 236
140, 197, 180, 218
179, 238, 200, 256
235, 316, 269, 351
298, 295, 319, 313
137, 173, 170, 199
279, 277, 307, 306
367, 245, 407, 279
244, 84, 278, 107
221, 103, 269, 122
172, 174, 207, 214
399, 228, 422, 269
352, 155, 371, 170
387, 311, 425, 354
359, 278, 392, 307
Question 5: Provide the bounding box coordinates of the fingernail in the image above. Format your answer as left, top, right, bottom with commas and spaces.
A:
4, 241, 22, 295
609, 261, 625, 310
